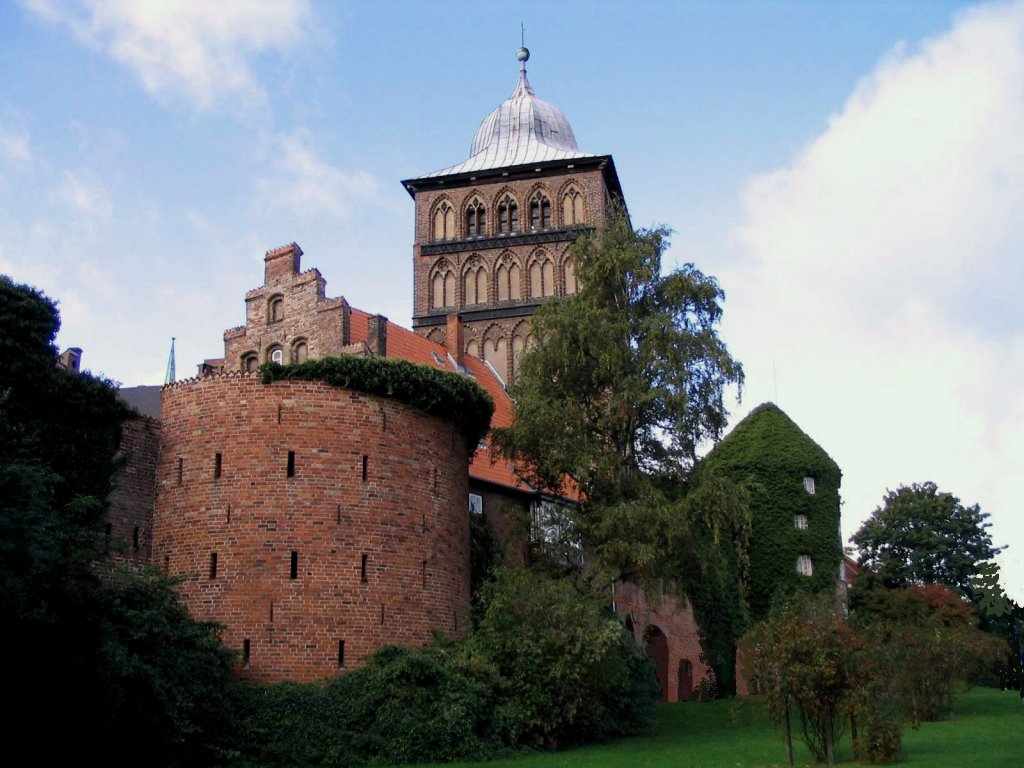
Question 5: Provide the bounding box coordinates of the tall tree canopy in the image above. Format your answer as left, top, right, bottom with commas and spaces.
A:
852, 482, 1005, 601
0, 276, 234, 766
496, 204, 744, 505
494, 206, 748, 693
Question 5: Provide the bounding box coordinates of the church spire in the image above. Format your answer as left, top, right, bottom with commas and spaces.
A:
164, 337, 176, 385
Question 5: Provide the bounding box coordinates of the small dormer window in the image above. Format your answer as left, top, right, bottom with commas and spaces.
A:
803, 476, 816, 495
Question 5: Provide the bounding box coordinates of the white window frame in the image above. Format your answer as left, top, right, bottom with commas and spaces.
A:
796, 554, 814, 576
803, 476, 816, 495
793, 514, 808, 530
468, 493, 483, 516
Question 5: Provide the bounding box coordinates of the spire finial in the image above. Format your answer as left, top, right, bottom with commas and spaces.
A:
517, 24, 529, 73
164, 337, 176, 385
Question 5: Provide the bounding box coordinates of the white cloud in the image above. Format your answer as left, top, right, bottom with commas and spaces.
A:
0, 124, 32, 163
721, 1, 1024, 601
22, 0, 313, 108
51, 170, 112, 217
257, 132, 380, 221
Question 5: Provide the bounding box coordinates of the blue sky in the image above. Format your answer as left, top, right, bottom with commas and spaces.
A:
2, 0, 1021, 602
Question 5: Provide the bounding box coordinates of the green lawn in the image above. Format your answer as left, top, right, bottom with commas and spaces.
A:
411, 688, 1022, 768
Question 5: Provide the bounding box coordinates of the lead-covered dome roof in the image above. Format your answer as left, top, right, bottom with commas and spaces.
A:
415, 48, 597, 179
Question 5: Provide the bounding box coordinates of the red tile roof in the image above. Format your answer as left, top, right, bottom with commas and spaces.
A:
349, 309, 529, 493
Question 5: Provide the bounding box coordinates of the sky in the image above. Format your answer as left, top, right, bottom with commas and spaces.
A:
1, 0, 1021, 603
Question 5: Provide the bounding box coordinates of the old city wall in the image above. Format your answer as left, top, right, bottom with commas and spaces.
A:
153, 373, 471, 682
107, 416, 161, 561
615, 582, 710, 702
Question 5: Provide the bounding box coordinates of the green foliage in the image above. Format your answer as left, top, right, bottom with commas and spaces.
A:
260, 354, 494, 448
495, 202, 743, 503
471, 568, 659, 749
851, 584, 1008, 726
700, 403, 842, 622
852, 482, 1004, 601
591, 474, 751, 696
492, 206, 747, 698
746, 594, 859, 765
227, 568, 658, 765
0, 276, 234, 766
469, 507, 504, 602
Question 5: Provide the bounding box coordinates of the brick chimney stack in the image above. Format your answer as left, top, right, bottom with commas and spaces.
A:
446, 314, 464, 367
367, 314, 388, 357
264, 242, 303, 283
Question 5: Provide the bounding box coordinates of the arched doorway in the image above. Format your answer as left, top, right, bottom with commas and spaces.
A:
678, 658, 694, 701
644, 626, 669, 702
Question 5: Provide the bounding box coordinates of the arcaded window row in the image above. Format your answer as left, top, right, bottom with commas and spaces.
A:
430, 185, 587, 242
428, 248, 579, 310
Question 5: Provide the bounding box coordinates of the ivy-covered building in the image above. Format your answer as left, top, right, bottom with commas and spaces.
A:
702, 402, 843, 622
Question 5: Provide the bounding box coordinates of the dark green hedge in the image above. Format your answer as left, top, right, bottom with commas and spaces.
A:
700, 402, 842, 621
261, 355, 494, 448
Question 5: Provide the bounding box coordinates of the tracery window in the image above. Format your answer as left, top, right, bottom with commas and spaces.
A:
498, 195, 518, 234
465, 199, 486, 238
433, 201, 455, 241
529, 191, 551, 230
529, 250, 555, 298
562, 186, 585, 225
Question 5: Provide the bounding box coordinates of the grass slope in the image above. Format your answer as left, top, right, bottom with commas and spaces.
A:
410, 688, 1022, 768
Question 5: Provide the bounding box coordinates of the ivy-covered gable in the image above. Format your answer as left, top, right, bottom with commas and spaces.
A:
700, 402, 842, 621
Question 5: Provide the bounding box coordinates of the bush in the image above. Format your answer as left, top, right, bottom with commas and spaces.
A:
471, 568, 658, 749
226, 568, 659, 765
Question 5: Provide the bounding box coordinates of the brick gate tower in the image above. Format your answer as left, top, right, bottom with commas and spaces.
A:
402, 48, 624, 384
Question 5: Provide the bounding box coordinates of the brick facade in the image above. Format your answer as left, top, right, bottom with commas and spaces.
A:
153, 374, 471, 682
615, 582, 712, 702
107, 416, 160, 561
407, 163, 617, 383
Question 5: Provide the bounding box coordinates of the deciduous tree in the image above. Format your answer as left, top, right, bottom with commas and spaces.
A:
852, 482, 1004, 601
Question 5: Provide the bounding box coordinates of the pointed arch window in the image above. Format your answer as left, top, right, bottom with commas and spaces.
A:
529, 251, 555, 298
562, 186, 585, 225
465, 199, 486, 238
564, 259, 578, 295
496, 255, 521, 302
433, 201, 455, 241
463, 263, 488, 306
529, 192, 551, 230
498, 195, 518, 234
431, 261, 457, 309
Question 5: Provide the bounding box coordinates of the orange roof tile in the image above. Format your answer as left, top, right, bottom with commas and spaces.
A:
349, 309, 524, 491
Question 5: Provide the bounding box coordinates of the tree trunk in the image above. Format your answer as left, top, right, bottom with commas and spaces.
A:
784, 701, 794, 766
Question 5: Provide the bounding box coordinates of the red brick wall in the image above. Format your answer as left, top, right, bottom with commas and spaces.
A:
153, 373, 471, 682
615, 582, 711, 702
107, 416, 160, 561
412, 168, 610, 378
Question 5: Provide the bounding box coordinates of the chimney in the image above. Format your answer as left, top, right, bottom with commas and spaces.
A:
446, 314, 464, 367
367, 314, 388, 357
264, 242, 303, 284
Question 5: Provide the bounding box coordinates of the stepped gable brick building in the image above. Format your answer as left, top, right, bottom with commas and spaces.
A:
103, 48, 842, 694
